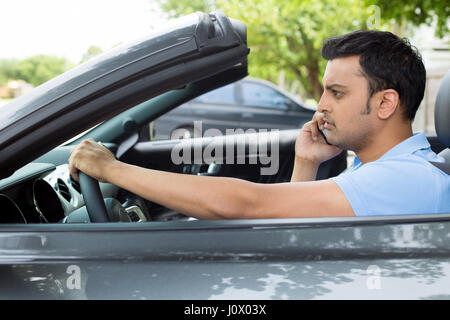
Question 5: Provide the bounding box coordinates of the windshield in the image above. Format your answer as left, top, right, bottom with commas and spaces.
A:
0, 13, 201, 133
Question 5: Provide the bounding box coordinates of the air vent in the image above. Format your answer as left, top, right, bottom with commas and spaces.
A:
70, 177, 81, 194
57, 179, 71, 202
128, 211, 140, 222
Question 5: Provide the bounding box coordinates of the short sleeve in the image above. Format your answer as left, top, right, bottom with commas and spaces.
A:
331, 156, 442, 216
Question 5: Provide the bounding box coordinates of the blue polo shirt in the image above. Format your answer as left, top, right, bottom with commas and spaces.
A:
331, 132, 450, 216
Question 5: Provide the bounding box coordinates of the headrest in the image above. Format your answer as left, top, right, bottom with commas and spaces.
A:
435, 70, 450, 148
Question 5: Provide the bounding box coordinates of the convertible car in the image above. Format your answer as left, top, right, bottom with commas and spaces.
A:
0, 11, 449, 300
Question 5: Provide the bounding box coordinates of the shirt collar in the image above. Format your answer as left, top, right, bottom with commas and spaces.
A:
353, 131, 430, 166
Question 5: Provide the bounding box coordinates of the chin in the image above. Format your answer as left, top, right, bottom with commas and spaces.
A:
327, 134, 349, 150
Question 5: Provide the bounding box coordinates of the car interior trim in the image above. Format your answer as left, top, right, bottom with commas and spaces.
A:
0, 194, 27, 224
1, 213, 450, 233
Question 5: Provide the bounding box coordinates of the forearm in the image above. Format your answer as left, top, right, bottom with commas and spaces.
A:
290, 157, 320, 182
105, 160, 257, 219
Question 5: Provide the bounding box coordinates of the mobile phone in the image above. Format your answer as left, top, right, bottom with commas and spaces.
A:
319, 128, 332, 146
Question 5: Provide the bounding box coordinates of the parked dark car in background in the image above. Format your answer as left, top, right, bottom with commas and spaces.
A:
146, 78, 315, 140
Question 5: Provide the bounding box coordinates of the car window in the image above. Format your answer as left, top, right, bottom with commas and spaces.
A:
194, 83, 236, 105
241, 82, 287, 109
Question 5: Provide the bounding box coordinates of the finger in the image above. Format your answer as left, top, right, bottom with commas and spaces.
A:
310, 119, 321, 141
68, 160, 79, 182
81, 138, 93, 148
302, 120, 320, 142
68, 149, 80, 182
313, 112, 325, 131
72, 172, 79, 182
97, 140, 108, 151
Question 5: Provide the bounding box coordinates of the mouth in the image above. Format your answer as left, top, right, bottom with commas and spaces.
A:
324, 121, 334, 129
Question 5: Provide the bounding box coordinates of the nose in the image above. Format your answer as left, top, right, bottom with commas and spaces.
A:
317, 93, 331, 113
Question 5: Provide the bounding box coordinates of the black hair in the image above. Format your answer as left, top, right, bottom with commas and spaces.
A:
321, 30, 426, 121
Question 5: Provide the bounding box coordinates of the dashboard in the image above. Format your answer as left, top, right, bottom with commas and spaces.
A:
0, 162, 125, 224
0, 141, 196, 224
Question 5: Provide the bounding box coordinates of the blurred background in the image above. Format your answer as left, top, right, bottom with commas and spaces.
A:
0, 0, 448, 134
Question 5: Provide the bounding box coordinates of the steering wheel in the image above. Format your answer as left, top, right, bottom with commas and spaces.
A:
78, 171, 110, 222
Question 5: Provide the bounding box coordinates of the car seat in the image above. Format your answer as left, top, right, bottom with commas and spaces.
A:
431, 69, 450, 174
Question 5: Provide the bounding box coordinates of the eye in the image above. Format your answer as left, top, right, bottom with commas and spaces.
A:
332, 90, 343, 98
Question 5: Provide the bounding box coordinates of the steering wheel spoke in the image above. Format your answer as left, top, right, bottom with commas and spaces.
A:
79, 172, 110, 222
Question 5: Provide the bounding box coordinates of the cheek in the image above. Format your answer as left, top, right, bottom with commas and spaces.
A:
335, 95, 370, 128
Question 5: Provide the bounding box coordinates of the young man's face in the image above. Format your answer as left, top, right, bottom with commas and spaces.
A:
317, 55, 376, 152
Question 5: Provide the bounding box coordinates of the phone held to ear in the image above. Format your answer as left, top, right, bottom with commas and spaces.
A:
320, 129, 332, 146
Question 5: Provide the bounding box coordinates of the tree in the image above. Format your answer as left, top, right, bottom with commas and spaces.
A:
155, 0, 448, 101
0, 55, 73, 87
158, 0, 216, 17
80, 45, 104, 64
14, 55, 73, 87
0, 59, 21, 85
156, 0, 374, 101
366, 0, 449, 38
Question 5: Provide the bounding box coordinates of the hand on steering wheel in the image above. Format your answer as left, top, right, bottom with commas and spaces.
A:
78, 171, 110, 222
69, 139, 116, 222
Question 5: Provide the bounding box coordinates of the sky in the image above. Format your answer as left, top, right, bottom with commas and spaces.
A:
0, 0, 167, 63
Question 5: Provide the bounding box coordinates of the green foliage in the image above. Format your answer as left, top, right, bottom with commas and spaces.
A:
157, 0, 216, 17
80, 45, 104, 64
0, 59, 20, 85
0, 55, 74, 87
0, 45, 106, 88
155, 0, 448, 101
225, 0, 376, 100
17, 55, 74, 86
365, 0, 449, 38
156, 0, 374, 100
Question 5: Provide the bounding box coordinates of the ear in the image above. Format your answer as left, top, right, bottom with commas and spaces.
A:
376, 89, 400, 120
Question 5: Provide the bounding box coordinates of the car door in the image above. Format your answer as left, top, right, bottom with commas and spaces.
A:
185, 82, 242, 136
236, 80, 314, 132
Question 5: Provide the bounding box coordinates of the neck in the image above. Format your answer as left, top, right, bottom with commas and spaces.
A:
355, 125, 413, 164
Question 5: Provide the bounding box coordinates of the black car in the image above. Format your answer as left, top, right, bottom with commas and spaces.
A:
148, 77, 315, 140
0, 11, 449, 300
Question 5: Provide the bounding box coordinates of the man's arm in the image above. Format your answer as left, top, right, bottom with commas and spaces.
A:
69, 139, 257, 219
105, 160, 258, 220
109, 160, 354, 219
71, 147, 354, 219
290, 158, 320, 182
68, 112, 353, 219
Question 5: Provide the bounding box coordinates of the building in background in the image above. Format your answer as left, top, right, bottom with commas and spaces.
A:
412, 25, 450, 135
0, 80, 33, 99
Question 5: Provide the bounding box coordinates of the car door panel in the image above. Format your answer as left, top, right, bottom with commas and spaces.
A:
236, 81, 314, 131
187, 83, 241, 136
236, 105, 310, 131
121, 129, 346, 183
188, 102, 242, 136
152, 105, 195, 140
1, 217, 450, 299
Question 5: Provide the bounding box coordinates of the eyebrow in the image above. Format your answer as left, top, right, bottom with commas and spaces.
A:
325, 83, 348, 90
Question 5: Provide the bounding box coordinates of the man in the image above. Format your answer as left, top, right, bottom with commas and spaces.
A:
68, 30, 450, 219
